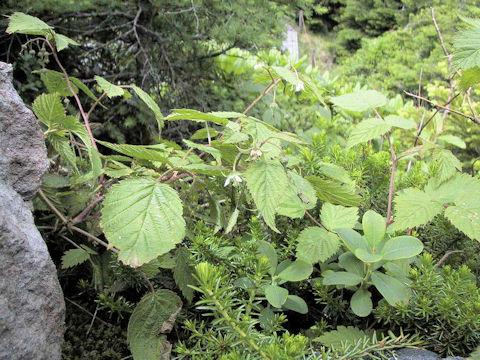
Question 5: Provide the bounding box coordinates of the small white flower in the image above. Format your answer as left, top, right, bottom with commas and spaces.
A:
254, 62, 264, 69
224, 173, 243, 187
250, 149, 263, 158
295, 80, 305, 92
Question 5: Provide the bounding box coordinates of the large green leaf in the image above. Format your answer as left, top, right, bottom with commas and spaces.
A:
362, 210, 385, 249
354, 248, 383, 263
245, 159, 288, 232
371, 271, 410, 305
277, 260, 313, 282
338, 252, 364, 276
320, 203, 358, 231
331, 90, 387, 113
445, 204, 480, 241
452, 19, 480, 71
307, 176, 361, 207
127, 290, 182, 360
265, 285, 288, 308
33, 93, 66, 125
381, 236, 424, 260
392, 188, 443, 231
347, 118, 392, 148
101, 178, 185, 267
322, 271, 363, 286
296, 227, 340, 264
7, 12, 52, 35
336, 228, 370, 253
350, 289, 372, 317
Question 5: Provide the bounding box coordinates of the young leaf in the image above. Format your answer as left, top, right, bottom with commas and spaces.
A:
101, 178, 185, 267
381, 236, 424, 260
354, 248, 383, 263
95, 76, 125, 98
362, 210, 385, 248
7, 12, 52, 35
323, 271, 363, 286
392, 188, 443, 231
350, 289, 372, 317
257, 240, 278, 275
61, 248, 90, 269
127, 290, 182, 360
265, 285, 288, 308
296, 227, 340, 264
245, 159, 288, 232
371, 271, 410, 305
331, 90, 387, 113
347, 118, 392, 148
277, 260, 313, 282
283, 295, 308, 314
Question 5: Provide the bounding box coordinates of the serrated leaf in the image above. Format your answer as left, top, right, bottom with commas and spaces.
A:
307, 176, 361, 207
320, 203, 358, 231
317, 162, 354, 185
445, 203, 480, 241
453, 24, 480, 71
245, 159, 288, 232
95, 76, 125, 98
7, 12, 52, 35
434, 149, 461, 183
54, 33, 79, 51
40, 69, 77, 96
278, 260, 312, 282
350, 289, 372, 317
459, 66, 480, 90
278, 172, 317, 217
331, 90, 387, 113
173, 248, 196, 302
97, 140, 171, 163
132, 85, 163, 128
283, 295, 308, 314
347, 118, 391, 148
296, 227, 340, 264
127, 289, 182, 360
61, 248, 90, 269
316, 326, 369, 347
265, 285, 288, 308
384, 115, 416, 130
371, 271, 410, 305
33, 93, 66, 125
393, 188, 443, 231
101, 178, 185, 267
382, 236, 424, 260
165, 109, 227, 125
322, 271, 363, 286
47, 133, 77, 168
354, 248, 383, 263
362, 210, 385, 248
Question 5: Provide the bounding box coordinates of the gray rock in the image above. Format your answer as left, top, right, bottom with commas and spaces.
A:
0, 62, 65, 360
0, 62, 49, 200
389, 348, 464, 360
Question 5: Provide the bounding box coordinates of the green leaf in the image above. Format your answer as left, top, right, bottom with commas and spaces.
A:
183, 139, 221, 163
381, 236, 424, 260
7, 12, 52, 35
445, 203, 480, 241
458, 66, 480, 90
307, 176, 361, 207
173, 248, 196, 303
47, 133, 77, 169
54, 33, 79, 51
336, 228, 370, 253
245, 159, 288, 232
434, 149, 462, 183
265, 285, 288, 308
320, 203, 358, 231
61, 248, 90, 269
316, 326, 369, 347
392, 188, 443, 231
95, 76, 125, 98
362, 210, 385, 248
322, 271, 363, 286
70, 76, 101, 102
331, 90, 387, 113
127, 289, 182, 360
371, 271, 410, 305
384, 115, 416, 130
438, 135, 466, 149
132, 85, 163, 128
277, 172, 317, 218
350, 289, 372, 317
347, 118, 392, 148
338, 252, 365, 276
97, 140, 171, 163
225, 208, 239, 234
40, 69, 76, 96
165, 109, 228, 125
33, 93, 66, 125
278, 260, 313, 282
354, 248, 383, 263
257, 240, 278, 275
317, 162, 354, 185
453, 22, 480, 71
296, 227, 340, 264
101, 178, 185, 267
272, 66, 299, 86
191, 128, 218, 140
283, 295, 308, 314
